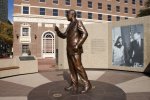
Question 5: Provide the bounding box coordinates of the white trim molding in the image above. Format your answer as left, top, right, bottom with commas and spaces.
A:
41, 31, 56, 58
20, 23, 31, 43
13, 15, 106, 25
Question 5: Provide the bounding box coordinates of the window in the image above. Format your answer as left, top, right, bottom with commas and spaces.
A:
98, 14, 102, 20
22, 28, 29, 36
124, 7, 128, 13
98, 3, 102, 9
125, 17, 128, 20
40, 8, 45, 15
88, 13, 92, 19
64, 10, 68, 16
132, 8, 136, 14
116, 16, 120, 21
22, 44, 29, 53
42, 32, 55, 57
77, 0, 82, 6
77, 11, 82, 18
140, 0, 143, 6
116, 6, 120, 12
53, 9, 58, 16
23, 0, 29, 2
108, 15, 112, 21
40, 0, 45, 2
124, 0, 128, 3
65, 0, 70, 5
53, 0, 58, 4
107, 4, 111, 11
23, 6, 29, 14
132, 0, 135, 4
88, 1, 92, 8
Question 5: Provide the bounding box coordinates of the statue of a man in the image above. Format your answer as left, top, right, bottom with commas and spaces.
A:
54, 9, 91, 94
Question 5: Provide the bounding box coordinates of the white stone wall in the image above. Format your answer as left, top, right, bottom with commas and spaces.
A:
58, 16, 150, 72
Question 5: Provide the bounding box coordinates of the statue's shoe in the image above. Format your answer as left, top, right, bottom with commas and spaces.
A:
64, 86, 73, 91
81, 84, 92, 94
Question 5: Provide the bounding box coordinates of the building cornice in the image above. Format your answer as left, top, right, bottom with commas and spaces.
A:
13, 14, 108, 24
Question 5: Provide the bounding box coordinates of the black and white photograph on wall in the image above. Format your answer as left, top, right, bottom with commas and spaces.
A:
112, 24, 144, 67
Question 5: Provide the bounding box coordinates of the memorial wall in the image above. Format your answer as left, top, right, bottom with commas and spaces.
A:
108, 16, 150, 72
58, 16, 150, 73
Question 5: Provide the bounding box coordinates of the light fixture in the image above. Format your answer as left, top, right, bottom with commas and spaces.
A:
16, 34, 19, 39
35, 34, 37, 39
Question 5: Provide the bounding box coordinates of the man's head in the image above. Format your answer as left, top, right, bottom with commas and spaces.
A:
66, 9, 76, 21
133, 32, 141, 40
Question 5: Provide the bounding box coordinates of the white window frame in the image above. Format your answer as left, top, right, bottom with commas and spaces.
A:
23, 0, 29, 2
88, 13, 93, 19
124, 7, 128, 13
53, 9, 59, 16
53, 0, 59, 5
20, 26, 31, 37
139, 0, 143, 6
77, 11, 82, 18
65, 0, 71, 6
41, 31, 55, 58
39, 0, 46, 3
88, 1, 93, 8
22, 6, 30, 15
98, 3, 102, 10
132, 0, 136, 4
98, 14, 102, 20
108, 15, 112, 21
22, 28, 30, 36
116, 0, 120, 2
77, 0, 82, 7
107, 4, 112, 11
39, 8, 46, 15
124, 0, 128, 3
22, 44, 29, 54
64, 10, 68, 17
116, 6, 120, 12
116, 16, 120, 21
132, 8, 136, 14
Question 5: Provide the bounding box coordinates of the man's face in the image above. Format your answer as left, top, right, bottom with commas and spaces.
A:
66, 11, 73, 21
133, 33, 140, 40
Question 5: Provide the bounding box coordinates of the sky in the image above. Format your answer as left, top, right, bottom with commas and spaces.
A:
8, 0, 14, 22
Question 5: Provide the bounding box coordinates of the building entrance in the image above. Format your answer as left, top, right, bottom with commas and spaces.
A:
42, 32, 55, 58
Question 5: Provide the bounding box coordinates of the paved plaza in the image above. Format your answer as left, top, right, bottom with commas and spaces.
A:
0, 70, 150, 100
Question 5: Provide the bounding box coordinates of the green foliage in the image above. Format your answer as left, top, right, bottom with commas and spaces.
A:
145, 0, 150, 8
137, 8, 150, 17
137, 0, 150, 17
0, 21, 13, 45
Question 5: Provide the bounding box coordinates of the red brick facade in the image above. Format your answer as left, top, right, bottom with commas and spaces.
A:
13, 0, 145, 58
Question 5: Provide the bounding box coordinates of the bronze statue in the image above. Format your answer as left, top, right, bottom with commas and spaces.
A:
54, 9, 91, 94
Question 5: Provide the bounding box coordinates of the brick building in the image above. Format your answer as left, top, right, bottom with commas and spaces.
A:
13, 0, 145, 59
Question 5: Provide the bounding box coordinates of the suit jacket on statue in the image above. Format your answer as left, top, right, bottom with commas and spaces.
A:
56, 20, 88, 55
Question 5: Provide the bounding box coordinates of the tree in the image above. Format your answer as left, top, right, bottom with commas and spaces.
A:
0, 21, 13, 45
0, 21, 13, 57
145, 0, 150, 8
137, 0, 150, 17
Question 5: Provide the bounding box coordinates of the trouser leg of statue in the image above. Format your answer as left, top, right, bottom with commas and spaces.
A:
65, 53, 92, 93
65, 53, 78, 93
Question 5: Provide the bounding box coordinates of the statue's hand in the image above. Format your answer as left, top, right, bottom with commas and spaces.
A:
73, 45, 78, 52
54, 26, 59, 32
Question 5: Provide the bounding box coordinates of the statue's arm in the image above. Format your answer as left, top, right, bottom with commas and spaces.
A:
55, 26, 67, 39
76, 21, 88, 47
